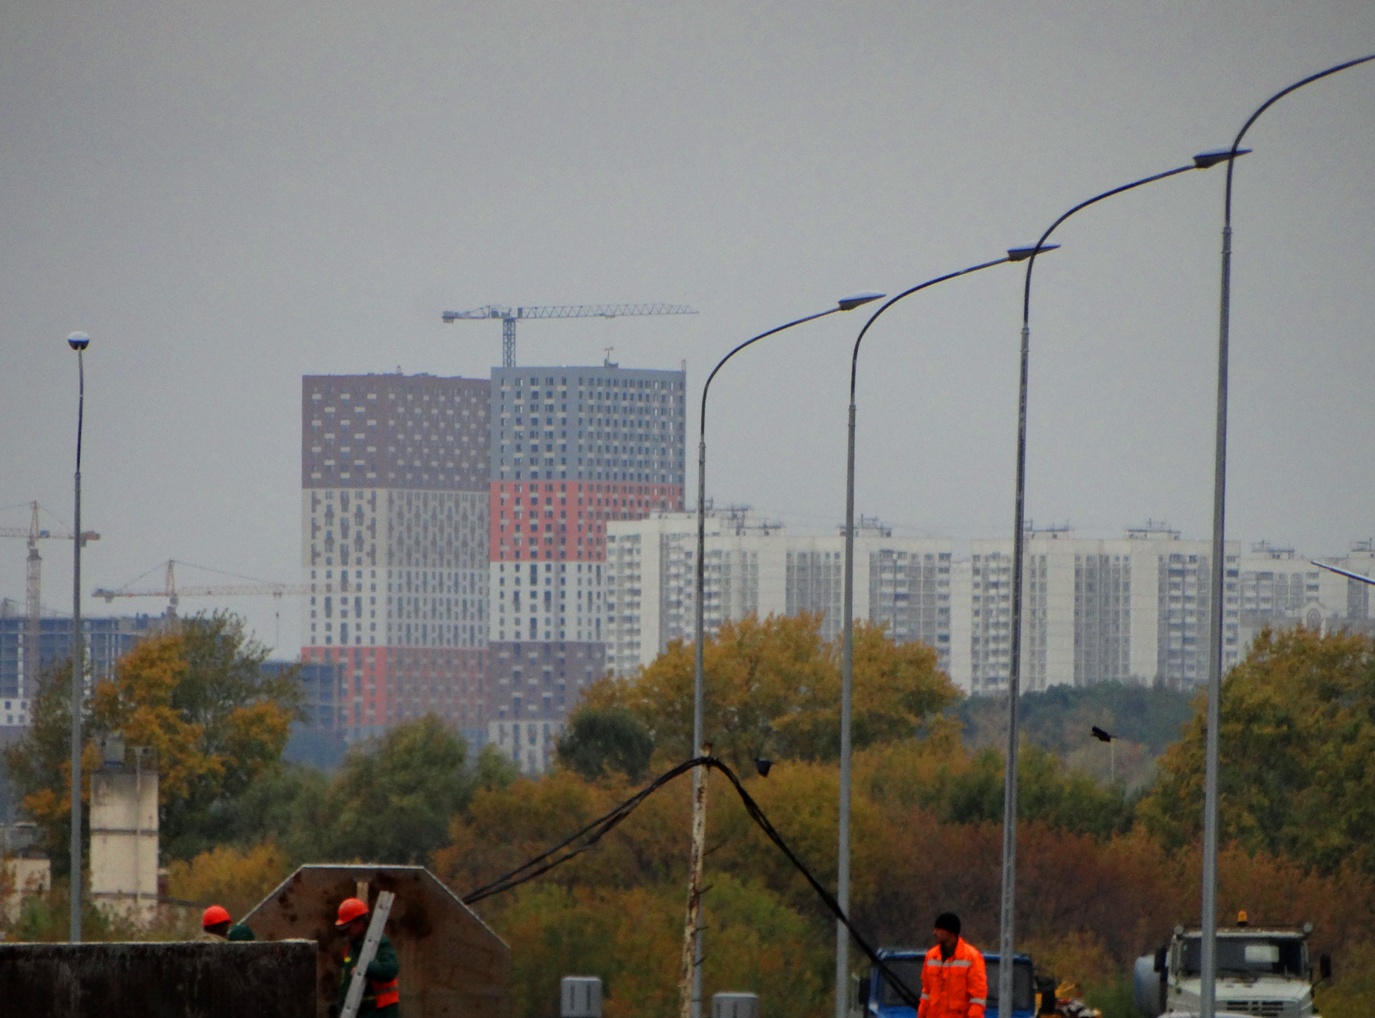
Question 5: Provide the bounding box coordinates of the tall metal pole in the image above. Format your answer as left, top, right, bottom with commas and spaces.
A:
67, 330, 90, 943
1200, 53, 1374, 1018
680, 292, 882, 1018
835, 254, 1038, 1018
999, 151, 1235, 1017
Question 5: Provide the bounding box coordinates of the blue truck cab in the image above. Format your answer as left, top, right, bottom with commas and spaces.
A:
852, 947, 1043, 1018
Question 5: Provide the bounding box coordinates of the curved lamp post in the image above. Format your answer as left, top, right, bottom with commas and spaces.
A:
67, 330, 90, 943
1200, 53, 1375, 1018
998, 149, 1240, 1016
681, 291, 883, 1018
832, 250, 1050, 1018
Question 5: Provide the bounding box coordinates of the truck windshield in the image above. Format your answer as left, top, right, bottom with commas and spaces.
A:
875, 958, 923, 1007
1180, 937, 1306, 978
984, 959, 1035, 1011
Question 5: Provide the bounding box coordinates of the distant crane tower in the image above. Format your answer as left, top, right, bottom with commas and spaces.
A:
93, 559, 309, 647
0, 501, 99, 694
440, 303, 698, 368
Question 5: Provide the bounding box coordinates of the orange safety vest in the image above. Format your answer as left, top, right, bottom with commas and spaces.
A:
342, 947, 400, 1010
369, 977, 399, 1008
917, 938, 988, 1018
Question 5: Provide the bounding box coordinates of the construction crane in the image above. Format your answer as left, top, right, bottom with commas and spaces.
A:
93, 560, 310, 647
0, 501, 99, 694
440, 303, 698, 368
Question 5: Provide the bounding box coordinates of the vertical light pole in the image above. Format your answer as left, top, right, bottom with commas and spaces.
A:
67, 329, 90, 943
833, 250, 1049, 1018
999, 149, 1238, 1018
681, 291, 883, 1018
1201, 53, 1374, 1018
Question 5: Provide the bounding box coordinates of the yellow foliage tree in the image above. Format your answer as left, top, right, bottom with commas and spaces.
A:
582, 612, 957, 771
165, 841, 291, 921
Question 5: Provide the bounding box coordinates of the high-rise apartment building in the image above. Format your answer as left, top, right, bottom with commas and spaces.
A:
604, 508, 953, 677
0, 611, 156, 729
959, 524, 1241, 694
300, 373, 491, 744
486, 363, 686, 771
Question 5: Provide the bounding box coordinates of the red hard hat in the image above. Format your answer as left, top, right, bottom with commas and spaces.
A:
336, 897, 369, 926
202, 904, 231, 929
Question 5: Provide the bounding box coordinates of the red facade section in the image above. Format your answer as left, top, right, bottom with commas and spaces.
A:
302, 644, 488, 738
490, 479, 684, 562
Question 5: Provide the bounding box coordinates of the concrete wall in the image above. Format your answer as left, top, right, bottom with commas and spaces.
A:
0, 940, 317, 1017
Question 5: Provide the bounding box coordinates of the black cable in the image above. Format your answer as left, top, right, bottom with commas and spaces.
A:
460, 755, 923, 1010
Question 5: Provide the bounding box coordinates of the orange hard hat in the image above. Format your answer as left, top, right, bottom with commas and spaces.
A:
336, 896, 369, 926
202, 904, 231, 929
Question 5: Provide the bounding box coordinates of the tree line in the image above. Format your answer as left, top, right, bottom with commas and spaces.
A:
4, 612, 1375, 1017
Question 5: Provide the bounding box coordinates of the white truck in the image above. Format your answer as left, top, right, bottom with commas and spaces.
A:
1132, 919, 1331, 1018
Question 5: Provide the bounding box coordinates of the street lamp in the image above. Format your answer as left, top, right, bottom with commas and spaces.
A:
681, 291, 883, 1018
1090, 725, 1115, 784
1200, 53, 1375, 1018
998, 149, 1239, 1018
832, 251, 1050, 1018
67, 330, 90, 943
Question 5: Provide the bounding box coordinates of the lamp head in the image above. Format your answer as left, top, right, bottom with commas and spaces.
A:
836, 292, 885, 311
1091, 725, 1113, 743
1193, 147, 1251, 169
753, 757, 773, 778
1007, 243, 1060, 262
67, 331, 90, 351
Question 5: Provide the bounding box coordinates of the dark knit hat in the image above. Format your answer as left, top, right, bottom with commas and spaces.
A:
934, 912, 961, 935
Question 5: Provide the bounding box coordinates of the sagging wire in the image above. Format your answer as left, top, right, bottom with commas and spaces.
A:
460, 755, 923, 1011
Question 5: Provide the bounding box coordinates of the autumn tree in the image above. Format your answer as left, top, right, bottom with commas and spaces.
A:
4, 613, 300, 866
580, 613, 957, 771
1137, 626, 1375, 875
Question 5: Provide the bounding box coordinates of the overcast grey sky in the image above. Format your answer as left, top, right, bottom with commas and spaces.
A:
3, 3, 1372, 657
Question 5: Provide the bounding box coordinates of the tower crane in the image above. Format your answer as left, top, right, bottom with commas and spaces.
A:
440, 303, 698, 368
93, 560, 311, 647
0, 501, 99, 695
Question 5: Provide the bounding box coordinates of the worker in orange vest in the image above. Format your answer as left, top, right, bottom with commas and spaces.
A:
918, 912, 987, 1018
334, 896, 400, 1016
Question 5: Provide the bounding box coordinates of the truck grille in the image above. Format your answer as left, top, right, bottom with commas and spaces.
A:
1220, 1000, 1296, 1018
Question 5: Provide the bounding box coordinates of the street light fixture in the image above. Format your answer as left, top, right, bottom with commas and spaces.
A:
831, 250, 1050, 1018
67, 330, 90, 943
681, 291, 883, 1018
998, 149, 1240, 1018
1090, 725, 1115, 784
1200, 53, 1375, 1018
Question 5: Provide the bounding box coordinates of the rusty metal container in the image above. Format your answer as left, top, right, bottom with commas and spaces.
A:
244, 864, 508, 1018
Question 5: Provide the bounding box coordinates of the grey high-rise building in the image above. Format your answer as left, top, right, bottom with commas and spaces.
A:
300, 373, 491, 744
486, 362, 686, 771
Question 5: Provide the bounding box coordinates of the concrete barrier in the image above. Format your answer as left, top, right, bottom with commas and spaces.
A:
0, 939, 317, 1017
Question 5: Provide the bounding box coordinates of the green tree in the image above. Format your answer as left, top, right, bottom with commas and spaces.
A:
4, 613, 300, 866
320, 714, 472, 865
1137, 626, 1375, 874
556, 706, 654, 782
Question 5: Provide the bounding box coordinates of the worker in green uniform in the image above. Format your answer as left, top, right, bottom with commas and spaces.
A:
202, 904, 255, 941
335, 896, 400, 1016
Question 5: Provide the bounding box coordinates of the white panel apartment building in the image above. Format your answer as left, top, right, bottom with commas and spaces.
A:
604, 508, 953, 676
958, 523, 1242, 694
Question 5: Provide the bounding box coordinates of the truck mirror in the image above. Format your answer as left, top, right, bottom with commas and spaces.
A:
856, 974, 870, 1006
1319, 953, 1332, 982
1155, 946, 1167, 973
